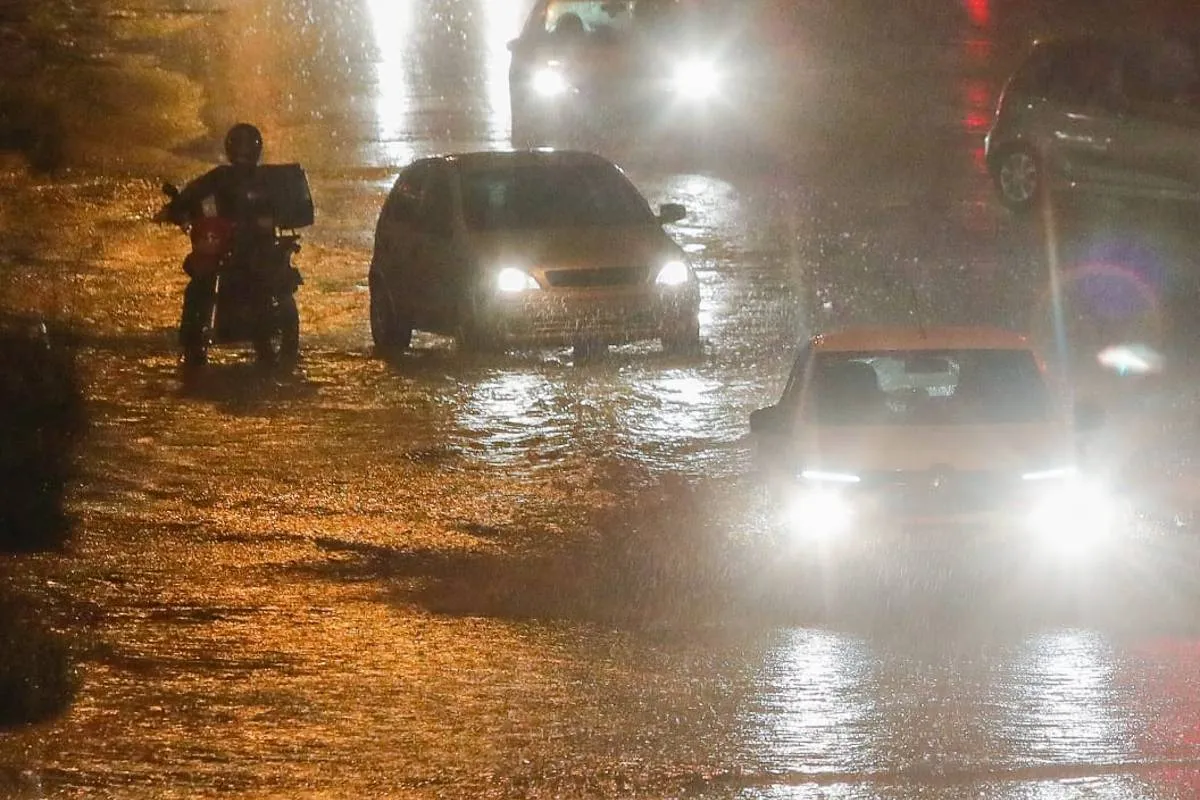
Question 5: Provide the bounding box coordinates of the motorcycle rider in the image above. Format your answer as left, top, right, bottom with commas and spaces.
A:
158, 123, 280, 364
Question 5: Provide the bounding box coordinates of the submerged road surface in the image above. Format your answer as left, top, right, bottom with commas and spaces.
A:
4, 1, 1200, 797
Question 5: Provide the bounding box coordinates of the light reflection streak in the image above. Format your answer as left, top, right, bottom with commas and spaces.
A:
750, 629, 875, 770
997, 630, 1128, 765
478, 1, 528, 144
364, 0, 418, 165
456, 370, 567, 466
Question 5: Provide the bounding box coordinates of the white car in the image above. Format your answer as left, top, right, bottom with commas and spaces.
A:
368, 149, 700, 354
749, 326, 1120, 557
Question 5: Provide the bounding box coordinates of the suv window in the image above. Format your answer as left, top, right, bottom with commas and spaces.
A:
1044, 43, 1122, 107
384, 162, 431, 225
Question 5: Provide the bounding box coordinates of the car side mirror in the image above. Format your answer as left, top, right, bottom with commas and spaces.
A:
750, 404, 786, 434
161, 182, 179, 199
1073, 399, 1105, 433
507, 38, 520, 52
658, 203, 686, 224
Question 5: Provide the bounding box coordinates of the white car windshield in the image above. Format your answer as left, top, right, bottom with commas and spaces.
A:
461, 163, 655, 230
807, 349, 1052, 426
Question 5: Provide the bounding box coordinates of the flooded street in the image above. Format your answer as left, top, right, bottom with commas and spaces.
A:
5, 0, 1200, 797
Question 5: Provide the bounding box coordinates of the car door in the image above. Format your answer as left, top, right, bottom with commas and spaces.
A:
373, 161, 432, 319
409, 162, 465, 335
1038, 42, 1130, 188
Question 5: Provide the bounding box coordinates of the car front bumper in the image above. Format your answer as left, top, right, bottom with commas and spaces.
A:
474, 286, 699, 348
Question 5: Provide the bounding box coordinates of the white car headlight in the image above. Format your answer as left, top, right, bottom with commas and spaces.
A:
496, 267, 539, 293
670, 58, 721, 101
654, 260, 690, 286
786, 488, 854, 541
1026, 476, 1116, 554
531, 66, 570, 98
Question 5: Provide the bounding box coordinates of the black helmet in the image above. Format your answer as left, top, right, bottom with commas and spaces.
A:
224, 123, 263, 166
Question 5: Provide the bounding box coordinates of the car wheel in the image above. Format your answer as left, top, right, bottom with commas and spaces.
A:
661, 319, 701, 356
454, 296, 493, 354
369, 271, 413, 353
992, 146, 1043, 212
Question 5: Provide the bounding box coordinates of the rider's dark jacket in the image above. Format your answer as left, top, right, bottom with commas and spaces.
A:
163, 164, 276, 257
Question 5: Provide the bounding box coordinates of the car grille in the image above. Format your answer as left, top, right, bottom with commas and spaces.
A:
859, 470, 1020, 517
542, 267, 648, 288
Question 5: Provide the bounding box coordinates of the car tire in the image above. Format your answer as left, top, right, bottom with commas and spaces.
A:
661, 319, 701, 356
369, 271, 413, 354
992, 145, 1043, 213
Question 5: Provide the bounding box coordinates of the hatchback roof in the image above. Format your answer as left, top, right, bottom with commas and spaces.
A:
439, 149, 618, 172
811, 326, 1033, 353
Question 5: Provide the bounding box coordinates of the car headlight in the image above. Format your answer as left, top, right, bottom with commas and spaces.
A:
496, 267, 539, 293
654, 260, 690, 287
670, 58, 721, 101
785, 488, 854, 541
1025, 476, 1116, 554
531, 66, 570, 98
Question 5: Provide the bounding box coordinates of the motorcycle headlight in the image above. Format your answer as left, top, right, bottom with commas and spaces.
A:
654, 260, 690, 287
531, 66, 570, 98
1025, 476, 1116, 554
496, 267, 539, 293
670, 58, 721, 101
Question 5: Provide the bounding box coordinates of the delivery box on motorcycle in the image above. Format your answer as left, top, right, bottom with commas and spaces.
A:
258, 163, 314, 229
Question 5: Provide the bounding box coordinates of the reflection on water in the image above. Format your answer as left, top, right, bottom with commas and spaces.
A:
995, 630, 1129, 765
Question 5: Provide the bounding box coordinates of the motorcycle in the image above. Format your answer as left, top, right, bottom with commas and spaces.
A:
158, 163, 313, 366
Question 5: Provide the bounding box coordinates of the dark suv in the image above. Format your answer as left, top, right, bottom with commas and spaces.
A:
985, 35, 1200, 212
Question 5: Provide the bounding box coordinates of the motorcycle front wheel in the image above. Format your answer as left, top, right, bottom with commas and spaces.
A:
254, 293, 300, 364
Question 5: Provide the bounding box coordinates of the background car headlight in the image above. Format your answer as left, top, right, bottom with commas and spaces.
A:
670, 58, 721, 101
496, 267, 539, 293
531, 66, 569, 98
1026, 477, 1116, 554
654, 260, 690, 286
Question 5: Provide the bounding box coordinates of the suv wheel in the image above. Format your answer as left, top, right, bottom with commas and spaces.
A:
369, 272, 413, 353
993, 146, 1043, 212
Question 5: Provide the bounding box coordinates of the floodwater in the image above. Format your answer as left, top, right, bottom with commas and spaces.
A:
3, 0, 1200, 797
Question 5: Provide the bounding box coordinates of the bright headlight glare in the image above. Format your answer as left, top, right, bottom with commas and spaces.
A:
786, 489, 853, 540
655, 260, 690, 286
1021, 466, 1078, 481
1026, 477, 1115, 553
800, 469, 861, 484
671, 58, 721, 100
532, 66, 569, 98
496, 267, 539, 293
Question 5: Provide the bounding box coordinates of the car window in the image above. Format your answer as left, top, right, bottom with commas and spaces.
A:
804, 349, 1051, 426
1044, 43, 1122, 108
419, 166, 455, 238
383, 163, 430, 225
543, 0, 634, 37
460, 162, 655, 230
1123, 40, 1200, 107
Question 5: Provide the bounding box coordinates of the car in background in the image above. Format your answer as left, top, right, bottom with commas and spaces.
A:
506, 0, 813, 148
985, 34, 1200, 212
749, 326, 1123, 557
368, 149, 700, 354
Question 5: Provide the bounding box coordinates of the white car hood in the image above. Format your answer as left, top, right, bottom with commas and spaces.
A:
795, 423, 1075, 474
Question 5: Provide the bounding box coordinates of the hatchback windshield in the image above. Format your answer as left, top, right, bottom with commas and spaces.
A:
807, 349, 1052, 426
461, 163, 655, 230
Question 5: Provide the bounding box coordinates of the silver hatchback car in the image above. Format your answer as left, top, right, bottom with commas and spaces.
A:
985, 35, 1200, 212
